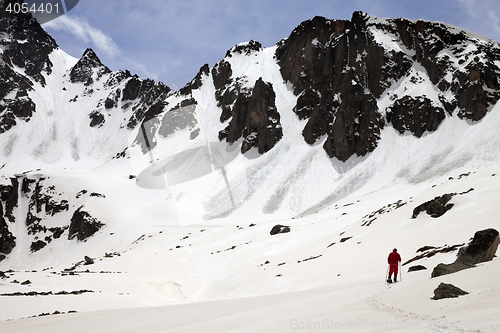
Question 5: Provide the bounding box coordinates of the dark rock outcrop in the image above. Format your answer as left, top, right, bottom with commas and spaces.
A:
30, 240, 47, 252
0, 0, 57, 133
125, 79, 171, 129
212, 60, 236, 123
25, 177, 70, 224
276, 13, 386, 161
431, 228, 499, 278
133, 97, 197, 154
461, 228, 500, 263
0, 210, 16, 260
68, 206, 105, 241
213, 43, 283, 155
226, 40, 262, 57
270, 224, 290, 235
179, 63, 210, 96
432, 283, 468, 300
0, 178, 18, 260
387, 96, 446, 138
408, 265, 427, 272
70, 48, 111, 85
431, 261, 472, 278
0, 0, 58, 85
89, 111, 105, 128
0, 178, 18, 223
219, 77, 283, 154
84, 255, 94, 265
122, 76, 142, 101
412, 193, 454, 218
275, 12, 500, 161
403, 243, 463, 266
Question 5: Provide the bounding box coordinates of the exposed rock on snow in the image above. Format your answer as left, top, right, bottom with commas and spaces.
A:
270, 224, 290, 235
360, 200, 406, 226
84, 255, 94, 265
125, 79, 171, 129
218, 77, 283, 154
403, 243, 463, 266
30, 240, 46, 253
276, 13, 384, 161
179, 63, 210, 96
88, 111, 105, 128
0, 0, 57, 133
158, 98, 199, 140
69, 48, 110, 86
412, 193, 454, 218
276, 11, 500, 161
408, 265, 427, 272
432, 282, 468, 300
432, 228, 499, 277
68, 207, 105, 241
387, 96, 445, 138
226, 40, 262, 57
0, 177, 18, 260
0, 208, 15, 260
461, 228, 500, 263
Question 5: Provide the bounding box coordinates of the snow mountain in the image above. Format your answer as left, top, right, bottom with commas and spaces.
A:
1, 1, 500, 331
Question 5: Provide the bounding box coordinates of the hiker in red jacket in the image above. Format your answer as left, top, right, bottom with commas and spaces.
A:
387, 248, 401, 283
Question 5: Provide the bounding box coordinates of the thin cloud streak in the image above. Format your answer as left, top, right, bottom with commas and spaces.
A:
43, 15, 121, 58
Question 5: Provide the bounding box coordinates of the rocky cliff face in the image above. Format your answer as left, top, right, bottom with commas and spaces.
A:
276, 12, 500, 161
210, 41, 283, 154
0, 0, 171, 161
218, 77, 282, 154
2, 6, 499, 163
0, 174, 106, 261
0, 0, 58, 134
0, 178, 17, 261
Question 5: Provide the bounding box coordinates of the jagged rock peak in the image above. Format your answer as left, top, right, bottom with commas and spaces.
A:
70, 48, 111, 85
80, 48, 106, 66
179, 63, 210, 96
0, 0, 58, 84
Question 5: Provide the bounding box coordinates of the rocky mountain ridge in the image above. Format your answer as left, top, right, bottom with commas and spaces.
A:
1, 3, 499, 163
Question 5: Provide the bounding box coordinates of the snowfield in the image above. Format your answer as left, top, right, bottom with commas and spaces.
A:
0, 166, 499, 332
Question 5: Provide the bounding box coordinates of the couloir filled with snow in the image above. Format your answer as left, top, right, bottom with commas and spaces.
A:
1, 22, 500, 332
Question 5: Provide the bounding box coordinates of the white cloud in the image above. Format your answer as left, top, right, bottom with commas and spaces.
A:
457, 0, 500, 40
43, 15, 120, 58
489, 10, 500, 35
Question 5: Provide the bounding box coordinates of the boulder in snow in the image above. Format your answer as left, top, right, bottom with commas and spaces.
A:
432, 282, 468, 300
431, 228, 499, 278
270, 224, 290, 235
84, 255, 94, 265
412, 193, 454, 218
408, 265, 427, 272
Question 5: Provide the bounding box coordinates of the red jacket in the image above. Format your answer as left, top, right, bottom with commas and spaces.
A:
388, 251, 401, 265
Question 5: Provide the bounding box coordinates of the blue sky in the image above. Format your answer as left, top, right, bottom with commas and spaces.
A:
42, 0, 500, 90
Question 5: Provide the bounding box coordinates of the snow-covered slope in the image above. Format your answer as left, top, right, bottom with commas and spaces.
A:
0, 163, 499, 332
1, 4, 500, 332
